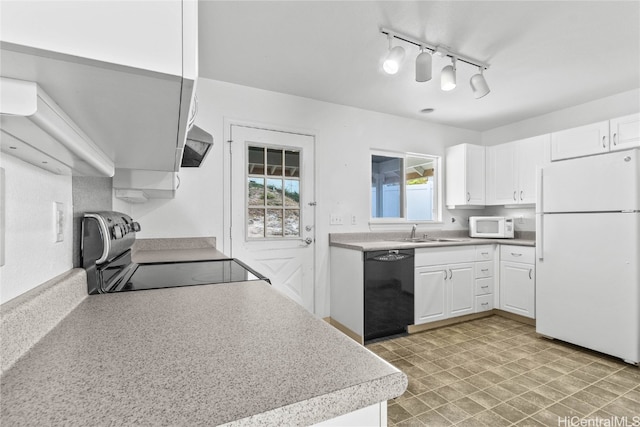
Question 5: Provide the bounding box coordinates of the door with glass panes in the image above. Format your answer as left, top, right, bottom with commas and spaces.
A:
230, 125, 315, 312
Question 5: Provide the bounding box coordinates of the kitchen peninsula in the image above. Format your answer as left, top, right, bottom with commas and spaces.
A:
1, 275, 406, 425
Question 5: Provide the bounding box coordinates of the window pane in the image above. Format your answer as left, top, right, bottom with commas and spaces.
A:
285, 150, 300, 177
371, 155, 402, 218
248, 209, 265, 238
406, 156, 436, 221
371, 153, 439, 222
266, 178, 283, 206
266, 209, 283, 236
284, 210, 300, 236
267, 149, 283, 176
284, 180, 300, 207
248, 178, 265, 206
248, 146, 265, 175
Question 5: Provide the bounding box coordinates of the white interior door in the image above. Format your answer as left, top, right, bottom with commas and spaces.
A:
229, 125, 315, 312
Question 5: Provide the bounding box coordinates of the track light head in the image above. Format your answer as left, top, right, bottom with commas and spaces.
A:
441, 57, 457, 91
415, 47, 432, 82
470, 68, 490, 98
383, 34, 405, 75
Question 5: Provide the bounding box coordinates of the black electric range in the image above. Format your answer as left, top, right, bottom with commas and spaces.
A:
81, 211, 269, 295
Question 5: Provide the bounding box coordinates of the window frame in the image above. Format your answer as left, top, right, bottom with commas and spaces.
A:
369, 149, 442, 225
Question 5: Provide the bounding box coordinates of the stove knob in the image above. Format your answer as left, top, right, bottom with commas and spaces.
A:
112, 225, 123, 239
131, 222, 141, 232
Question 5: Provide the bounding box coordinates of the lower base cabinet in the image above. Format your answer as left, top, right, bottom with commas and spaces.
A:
499, 245, 536, 318
414, 246, 489, 326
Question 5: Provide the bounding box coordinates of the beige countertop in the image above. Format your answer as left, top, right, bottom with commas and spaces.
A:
330, 231, 535, 252
0, 280, 406, 426
132, 236, 229, 263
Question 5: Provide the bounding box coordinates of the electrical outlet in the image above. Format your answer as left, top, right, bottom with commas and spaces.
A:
516, 215, 525, 224
330, 214, 344, 225
351, 215, 357, 225
54, 202, 64, 242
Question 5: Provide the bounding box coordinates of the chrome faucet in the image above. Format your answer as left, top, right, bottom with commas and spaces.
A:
411, 224, 417, 239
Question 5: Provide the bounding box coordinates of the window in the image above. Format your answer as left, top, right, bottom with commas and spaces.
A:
247, 146, 301, 238
371, 152, 440, 222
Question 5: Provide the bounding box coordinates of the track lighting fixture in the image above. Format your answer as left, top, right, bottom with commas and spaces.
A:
441, 57, 457, 91
470, 67, 490, 98
382, 33, 405, 75
380, 27, 491, 99
415, 46, 432, 82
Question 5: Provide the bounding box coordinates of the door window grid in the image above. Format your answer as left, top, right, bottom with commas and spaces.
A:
247, 146, 301, 239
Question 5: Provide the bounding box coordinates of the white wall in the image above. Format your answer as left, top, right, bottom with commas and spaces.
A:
129, 78, 481, 317
0, 155, 73, 304
482, 88, 640, 145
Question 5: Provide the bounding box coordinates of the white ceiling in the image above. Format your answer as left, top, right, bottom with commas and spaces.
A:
198, 1, 640, 132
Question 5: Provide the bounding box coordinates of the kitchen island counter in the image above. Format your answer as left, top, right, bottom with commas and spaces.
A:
0, 280, 406, 425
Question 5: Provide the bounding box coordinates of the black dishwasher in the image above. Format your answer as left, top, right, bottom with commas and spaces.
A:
364, 249, 414, 342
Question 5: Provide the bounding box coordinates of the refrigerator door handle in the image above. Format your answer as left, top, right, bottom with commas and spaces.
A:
536, 168, 544, 260
536, 213, 543, 260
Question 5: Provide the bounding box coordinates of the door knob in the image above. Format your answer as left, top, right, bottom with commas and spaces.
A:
304, 237, 313, 245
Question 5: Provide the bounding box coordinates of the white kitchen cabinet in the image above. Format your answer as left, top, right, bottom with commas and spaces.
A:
474, 245, 496, 313
449, 263, 475, 317
415, 263, 474, 324
551, 121, 609, 161
415, 266, 447, 324
499, 245, 535, 318
445, 144, 485, 208
0, 1, 192, 76
0, 1, 198, 174
486, 135, 550, 205
551, 115, 640, 161
609, 113, 640, 152
414, 246, 476, 325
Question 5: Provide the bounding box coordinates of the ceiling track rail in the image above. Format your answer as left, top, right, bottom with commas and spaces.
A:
380, 27, 490, 70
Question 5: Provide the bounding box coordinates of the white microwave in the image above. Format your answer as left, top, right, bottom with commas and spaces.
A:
469, 216, 514, 238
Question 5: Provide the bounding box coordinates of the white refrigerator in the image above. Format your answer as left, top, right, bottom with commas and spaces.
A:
536, 148, 640, 365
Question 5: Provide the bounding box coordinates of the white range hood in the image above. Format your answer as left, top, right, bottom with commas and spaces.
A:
0, 77, 115, 176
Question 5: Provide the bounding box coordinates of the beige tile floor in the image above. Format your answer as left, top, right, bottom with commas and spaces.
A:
365, 315, 640, 426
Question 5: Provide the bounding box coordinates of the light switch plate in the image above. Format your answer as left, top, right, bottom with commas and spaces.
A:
330, 214, 343, 225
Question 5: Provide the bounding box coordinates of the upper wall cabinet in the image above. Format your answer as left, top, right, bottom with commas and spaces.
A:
486, 135, 550, 205
0, 1, 198, 174
610, 113, 640, 152
551, 113, 640, 161
445, 144, 485, 209
1, 1, 183, 76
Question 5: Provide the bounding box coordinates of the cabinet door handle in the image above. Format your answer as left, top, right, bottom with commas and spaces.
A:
511, 252, 522, 257
529, 269, 533, 280
520, 190, 524, 201
481, 269, 489, 272
481, 285, 489, 289
602, 136, 607, 148
467, 192, 471, 202
449, 269, 453, 279
613, 132, 617, 146
443, 270, 447, 280
481, 252, 489, 256
481, 302, 489, 306
513, 191, 517, 201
